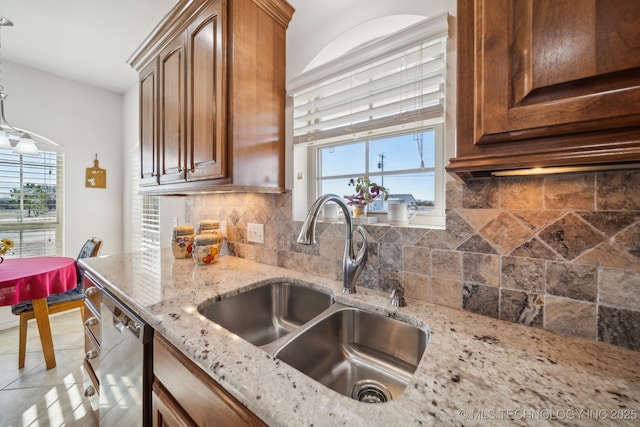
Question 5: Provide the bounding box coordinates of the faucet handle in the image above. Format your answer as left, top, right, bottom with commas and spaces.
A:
390, 285, 406, 307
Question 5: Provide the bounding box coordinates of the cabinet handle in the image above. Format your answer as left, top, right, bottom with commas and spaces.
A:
84, 385, 96, 397
85, 287, 98, 297
85, 349, 99, 360
85, 317, 99, 328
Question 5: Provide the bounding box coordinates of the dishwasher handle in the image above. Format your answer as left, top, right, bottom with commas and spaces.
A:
102, 289, 151, 344
112, 316, 126, 334
112, 314, 142, 337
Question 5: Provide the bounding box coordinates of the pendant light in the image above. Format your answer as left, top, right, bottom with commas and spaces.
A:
0, 15, 38, 155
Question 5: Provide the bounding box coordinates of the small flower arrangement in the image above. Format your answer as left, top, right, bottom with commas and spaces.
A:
344, 177, 389, 207
0, 238, 14, 256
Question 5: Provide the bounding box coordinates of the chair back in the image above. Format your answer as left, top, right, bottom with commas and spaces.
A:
76, 238, 102, 289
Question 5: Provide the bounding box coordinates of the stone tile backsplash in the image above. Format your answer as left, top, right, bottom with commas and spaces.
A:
186, 169, 640, 351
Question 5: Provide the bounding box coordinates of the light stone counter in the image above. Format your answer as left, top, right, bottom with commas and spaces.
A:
81, 250, 640, 426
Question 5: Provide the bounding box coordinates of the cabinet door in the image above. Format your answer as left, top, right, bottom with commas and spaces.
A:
449, 0, 640, 180
154, 335, 265, 427
139, 61, 159, 186
479, 0, 640, 141
159, 34, 187, 184
152, 383, 196, 427
186, 0, 228, 182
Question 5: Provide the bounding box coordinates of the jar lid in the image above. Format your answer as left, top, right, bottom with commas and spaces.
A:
198, 220, 220, 230
173, 225, 194, 236
194, 233, 220, 244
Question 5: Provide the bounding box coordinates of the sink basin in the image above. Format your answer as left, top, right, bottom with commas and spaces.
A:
274, 306, 428, 402
197, 282, 333, 346
199, 282, 428, 403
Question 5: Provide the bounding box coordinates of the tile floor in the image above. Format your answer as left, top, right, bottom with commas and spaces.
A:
0, 309, 98, 426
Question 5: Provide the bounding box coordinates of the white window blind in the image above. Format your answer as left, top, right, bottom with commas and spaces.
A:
131, 145, 161, 305
131, 148, 160, 255
289, 13, 448, 145
0, 148, 64, 257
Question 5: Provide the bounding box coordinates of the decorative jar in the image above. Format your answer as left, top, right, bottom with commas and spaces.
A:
193, 233, 222, 265
198, 220, 220, 235
171, 225, 195, 259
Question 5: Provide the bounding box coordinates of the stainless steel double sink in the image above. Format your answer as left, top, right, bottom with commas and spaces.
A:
198, 281, 429, 403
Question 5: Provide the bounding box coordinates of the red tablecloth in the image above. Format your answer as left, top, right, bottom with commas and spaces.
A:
0, 257, 77, 306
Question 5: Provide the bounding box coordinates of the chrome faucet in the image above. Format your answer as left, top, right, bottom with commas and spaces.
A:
389, 285, 407, 307
297, 194, 368, 294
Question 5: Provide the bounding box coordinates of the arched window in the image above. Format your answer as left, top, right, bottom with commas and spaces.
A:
290, 14, 448, 228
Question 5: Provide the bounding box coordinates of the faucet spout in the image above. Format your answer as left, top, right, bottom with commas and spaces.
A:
297, 194, 368, 294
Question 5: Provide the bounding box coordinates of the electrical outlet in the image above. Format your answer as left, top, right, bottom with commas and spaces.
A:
219, 220, 227, 238
247, 223, 264, 244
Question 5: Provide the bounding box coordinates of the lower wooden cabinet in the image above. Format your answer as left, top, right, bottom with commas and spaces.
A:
152, 382, 196, 427
153, 334, 266, 427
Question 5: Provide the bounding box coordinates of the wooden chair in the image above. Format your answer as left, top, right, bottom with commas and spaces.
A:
11, 238, 102, 368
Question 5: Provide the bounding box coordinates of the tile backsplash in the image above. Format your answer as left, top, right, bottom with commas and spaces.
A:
186, 169, 640, 351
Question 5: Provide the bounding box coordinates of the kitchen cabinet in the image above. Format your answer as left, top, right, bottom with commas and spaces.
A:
140, 31, 189, 186
186, 1, 226, 183
447, 0, 640, 181
139, 60, 158, 186
159, 33, 188, 185
129, 0, 294, 194
153, 334, 266, 427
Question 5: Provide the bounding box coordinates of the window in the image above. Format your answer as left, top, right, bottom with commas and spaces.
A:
290, 14, 448, 227
0, 145, 64, 257
131, 145, 161, 304
314, 127, 441, 213
131, 146, 161, 255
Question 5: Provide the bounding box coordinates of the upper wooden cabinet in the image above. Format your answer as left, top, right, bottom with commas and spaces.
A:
129, 0, 294, 193
139, 61, 158, 186
186, 3, 226, 183
159, 33, 187, 185
447, 0, 640, 181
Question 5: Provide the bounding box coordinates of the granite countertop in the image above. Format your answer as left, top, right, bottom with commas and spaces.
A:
81, 251, 640, 426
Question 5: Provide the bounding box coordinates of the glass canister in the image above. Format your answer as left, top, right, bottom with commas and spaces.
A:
193, 232, 222, 265
198, 220, 220, 235
171, 225, 195, 259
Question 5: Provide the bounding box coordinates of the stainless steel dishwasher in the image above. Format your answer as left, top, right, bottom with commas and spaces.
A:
100, 288, 153, 426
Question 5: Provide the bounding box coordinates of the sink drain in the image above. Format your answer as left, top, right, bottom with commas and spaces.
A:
352, 379, 391, 403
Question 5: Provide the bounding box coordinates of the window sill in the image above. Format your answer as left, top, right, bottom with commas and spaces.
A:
317, 213, 445, 230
